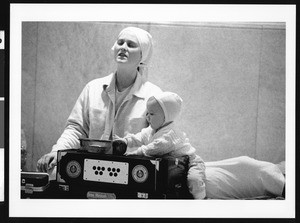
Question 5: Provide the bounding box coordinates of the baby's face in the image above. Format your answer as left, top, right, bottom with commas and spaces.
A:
146, 98, 165, 130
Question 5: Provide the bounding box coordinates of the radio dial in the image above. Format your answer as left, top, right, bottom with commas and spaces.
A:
132, 165, 148, 183
66, 160, 81, 178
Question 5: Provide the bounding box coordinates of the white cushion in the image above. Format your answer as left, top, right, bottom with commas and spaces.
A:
204, 156, 285, 199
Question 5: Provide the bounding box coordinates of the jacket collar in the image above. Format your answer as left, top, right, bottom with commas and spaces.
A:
155, 121, 174, 133
103, 71, 148, 99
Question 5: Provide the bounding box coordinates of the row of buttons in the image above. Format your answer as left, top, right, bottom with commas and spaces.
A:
94, 171, 119, 177
92, 166, 121, 172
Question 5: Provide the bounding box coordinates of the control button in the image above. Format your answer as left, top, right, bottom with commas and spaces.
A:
108, 167, 111, 171
93, 166, 96, 170
114, 173, 118, 177
109, 172, 113, 176
117, 168, 120, 172
102, 167, 105, 171
70, 165, 77, 174
97, 166, 101, 170
137, 170, 144, 178
112, 168, 116, 172
95, 171, 98, 175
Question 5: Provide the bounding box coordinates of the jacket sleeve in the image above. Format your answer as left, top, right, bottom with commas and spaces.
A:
125, 132, 144, 148
125, 127, 150, 148
136, 132, 178, 157
52, 84, 90, 151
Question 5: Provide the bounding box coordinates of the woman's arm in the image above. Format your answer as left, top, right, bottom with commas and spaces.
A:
52, 84, 90, 151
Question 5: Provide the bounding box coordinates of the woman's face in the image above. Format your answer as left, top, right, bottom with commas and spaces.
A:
114, 32, 142, 67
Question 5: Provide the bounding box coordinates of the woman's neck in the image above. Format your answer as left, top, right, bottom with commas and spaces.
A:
116, 66, 138, 92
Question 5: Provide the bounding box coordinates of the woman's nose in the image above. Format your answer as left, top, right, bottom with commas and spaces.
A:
120, 42, 128, 51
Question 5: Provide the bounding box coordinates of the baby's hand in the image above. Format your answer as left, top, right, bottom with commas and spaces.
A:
125, 150, 138, 156
113, 134, 122, 140
112, 138, 127, 156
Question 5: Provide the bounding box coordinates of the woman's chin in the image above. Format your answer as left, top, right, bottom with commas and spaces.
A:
116, 57, 128, 63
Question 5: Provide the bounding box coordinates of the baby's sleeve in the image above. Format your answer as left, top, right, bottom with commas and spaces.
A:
125, 127, 151, 148
137, 133, 177, 157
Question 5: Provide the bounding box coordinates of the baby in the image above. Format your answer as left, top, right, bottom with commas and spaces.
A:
116, 92, 206, 199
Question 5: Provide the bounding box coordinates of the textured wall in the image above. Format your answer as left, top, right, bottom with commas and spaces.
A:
21, 22, 38, 171
256, 28, 285, 162
21, 22, 285, 171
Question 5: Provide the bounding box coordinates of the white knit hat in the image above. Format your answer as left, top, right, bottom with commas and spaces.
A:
153, 92, 183, 125
112, 27, 153, 77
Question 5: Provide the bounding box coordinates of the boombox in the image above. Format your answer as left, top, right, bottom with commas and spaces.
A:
56, 149, 192, 199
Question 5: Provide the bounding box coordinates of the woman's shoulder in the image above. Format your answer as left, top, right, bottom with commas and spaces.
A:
141, 81, 162, 98
144, 81, 162, 91
85, 73, 114, 88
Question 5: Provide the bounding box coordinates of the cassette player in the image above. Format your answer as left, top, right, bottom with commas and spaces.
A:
56, 149, 171, 199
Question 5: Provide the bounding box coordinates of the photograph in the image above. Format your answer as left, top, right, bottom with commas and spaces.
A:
10, 4, 295, 219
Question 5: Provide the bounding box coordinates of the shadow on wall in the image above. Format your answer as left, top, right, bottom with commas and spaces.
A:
21, 22, 286, 171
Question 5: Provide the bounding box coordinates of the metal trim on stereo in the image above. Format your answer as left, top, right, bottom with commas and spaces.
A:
21, 184, 50, 194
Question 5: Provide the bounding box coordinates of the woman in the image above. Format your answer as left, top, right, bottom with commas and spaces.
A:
36, 27, 162, 172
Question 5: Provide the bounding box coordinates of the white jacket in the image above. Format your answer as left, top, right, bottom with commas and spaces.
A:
52, 72, 162, 153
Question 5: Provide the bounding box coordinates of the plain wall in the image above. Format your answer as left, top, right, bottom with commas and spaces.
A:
21, 22, 285, 171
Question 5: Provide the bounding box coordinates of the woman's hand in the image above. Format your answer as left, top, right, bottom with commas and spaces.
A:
36, 151, 57, 172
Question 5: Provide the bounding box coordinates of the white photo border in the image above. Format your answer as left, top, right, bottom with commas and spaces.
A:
10, 4, 296, 218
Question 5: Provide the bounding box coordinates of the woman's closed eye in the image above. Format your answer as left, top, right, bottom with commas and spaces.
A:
117, 39, 138, 48
127, 42, 138, 48
117, 39, 124, 46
